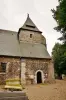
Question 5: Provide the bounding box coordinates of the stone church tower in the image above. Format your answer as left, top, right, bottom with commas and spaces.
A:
0, 14, 54, 88
18, 14, 54, 84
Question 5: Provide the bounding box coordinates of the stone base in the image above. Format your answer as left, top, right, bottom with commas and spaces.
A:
0, 92, 28, 100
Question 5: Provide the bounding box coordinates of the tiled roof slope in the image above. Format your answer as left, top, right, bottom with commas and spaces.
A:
0, 29, 51, 59
0, 30, 21, 57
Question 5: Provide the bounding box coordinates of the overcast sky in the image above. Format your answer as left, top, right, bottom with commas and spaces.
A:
0, 0, 62, 55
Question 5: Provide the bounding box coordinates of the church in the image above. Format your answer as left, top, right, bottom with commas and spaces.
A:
0, 14, 54, 89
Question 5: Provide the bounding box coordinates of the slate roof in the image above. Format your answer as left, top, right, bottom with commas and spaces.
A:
0, 29, 51, 59
20, 42, 51, 59
0, 30, 21, 57
20, 14, 42, 33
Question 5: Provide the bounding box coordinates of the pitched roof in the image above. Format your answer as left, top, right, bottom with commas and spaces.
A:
0, 30, 21, 57
0, 29, 51, 59
20, 14, 42, 33
20, 42, 51, 59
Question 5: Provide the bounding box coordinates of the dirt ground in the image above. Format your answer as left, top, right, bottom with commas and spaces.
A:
24, 80, 66, 100
0, 80, 66, 100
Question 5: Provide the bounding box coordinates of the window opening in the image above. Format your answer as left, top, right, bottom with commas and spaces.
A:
30, 34, 32, 38
1, 63, 6, 72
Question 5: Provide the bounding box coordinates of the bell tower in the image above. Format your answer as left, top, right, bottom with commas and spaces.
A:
18, 14, 46, 46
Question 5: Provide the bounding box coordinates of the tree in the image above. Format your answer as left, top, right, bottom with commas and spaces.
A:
52, 43, 66, 79
51, 0, 66, 79
51, 0, 66, 43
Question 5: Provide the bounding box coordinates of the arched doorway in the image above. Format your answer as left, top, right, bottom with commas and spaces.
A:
34, 70, 45, 84
37, 71, 42, 83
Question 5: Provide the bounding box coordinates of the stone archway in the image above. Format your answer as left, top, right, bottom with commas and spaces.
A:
35, 70, 44, 84
37, 71, 42, 83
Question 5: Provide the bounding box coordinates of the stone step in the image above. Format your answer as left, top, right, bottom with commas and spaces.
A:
0, 92, 29, 100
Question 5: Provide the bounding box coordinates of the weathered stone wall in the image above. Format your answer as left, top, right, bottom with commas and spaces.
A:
0, 73, 6, 84
0, 57, 54, 85
21, 58, 54, 85
47, 60, 55, 83
0, 57, 20, 85
19, 30, 46, 46
0, 57, 20, 63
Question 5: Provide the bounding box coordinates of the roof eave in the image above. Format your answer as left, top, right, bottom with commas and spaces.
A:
19, 28, 42, 33
0, 55, 51, 60
0, 55, 52, 60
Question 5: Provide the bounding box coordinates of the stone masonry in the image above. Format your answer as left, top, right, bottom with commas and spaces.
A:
19, 30, 46, 46
21, 58, 54, 85
0, 57, 20, 85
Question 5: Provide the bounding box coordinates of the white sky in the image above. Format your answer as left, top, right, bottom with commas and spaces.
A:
0, 0, 62, 55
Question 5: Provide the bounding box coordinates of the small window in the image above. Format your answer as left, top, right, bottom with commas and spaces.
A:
30, 34, 32, 38
1, 63, 6, 72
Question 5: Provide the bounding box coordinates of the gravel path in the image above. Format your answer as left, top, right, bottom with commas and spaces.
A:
24, 80, 66, 100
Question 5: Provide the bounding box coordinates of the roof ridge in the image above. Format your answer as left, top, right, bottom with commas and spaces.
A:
0, 29, 17, 33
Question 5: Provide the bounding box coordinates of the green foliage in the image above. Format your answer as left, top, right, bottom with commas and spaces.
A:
52, 43, 66, 78
51, 0, 66, 43
52, 0, 66, 79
